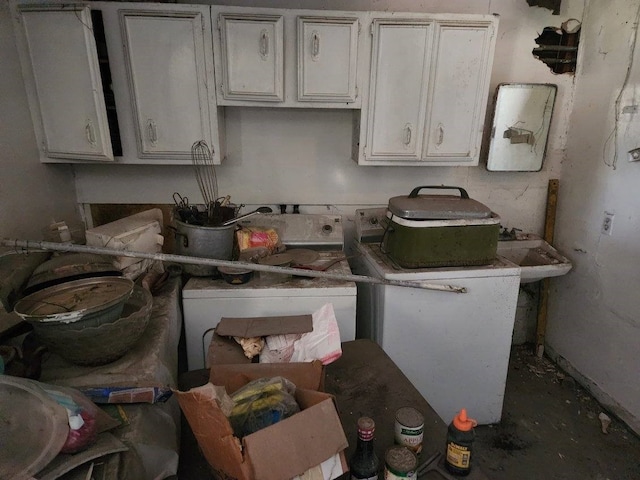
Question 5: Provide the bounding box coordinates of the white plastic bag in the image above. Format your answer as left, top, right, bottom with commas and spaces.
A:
260, 303, 342, 365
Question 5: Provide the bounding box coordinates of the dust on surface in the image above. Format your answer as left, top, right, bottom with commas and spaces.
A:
473, 345, 640, 480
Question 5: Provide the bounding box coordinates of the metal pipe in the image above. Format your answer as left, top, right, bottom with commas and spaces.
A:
1, 238, 466, 294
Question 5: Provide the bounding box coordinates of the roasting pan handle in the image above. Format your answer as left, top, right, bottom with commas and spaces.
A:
408, 186, 470, 199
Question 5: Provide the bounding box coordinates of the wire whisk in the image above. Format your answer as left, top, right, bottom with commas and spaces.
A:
191, 140, 219, 223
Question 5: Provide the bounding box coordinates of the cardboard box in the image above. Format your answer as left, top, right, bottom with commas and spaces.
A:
207, 315, 313, 368
182, 315, 347, 479
175, 365, 348, 480
208, 314, 326, 395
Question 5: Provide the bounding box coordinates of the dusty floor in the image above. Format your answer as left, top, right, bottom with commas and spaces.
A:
473, 345, 640, 480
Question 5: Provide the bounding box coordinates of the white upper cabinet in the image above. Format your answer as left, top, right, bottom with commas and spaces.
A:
17, 6, 114, 162
216, 13, 285, 102
13, 1, 224, 164
423, 23, 496, 162
120, 9, 220, 161
356, 14, 498, 166
297, 17, 359, 103
211, 6, 364, 108
365, 21, 433, 161
14, 2, 496, 167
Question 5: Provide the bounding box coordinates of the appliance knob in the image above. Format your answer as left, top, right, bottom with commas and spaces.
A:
322, 224, 333, 235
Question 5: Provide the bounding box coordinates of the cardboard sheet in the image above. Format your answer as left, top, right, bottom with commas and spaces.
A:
216, 315, 313, 338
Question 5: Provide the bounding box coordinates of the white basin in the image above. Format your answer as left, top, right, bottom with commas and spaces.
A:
497, 234, 572, 283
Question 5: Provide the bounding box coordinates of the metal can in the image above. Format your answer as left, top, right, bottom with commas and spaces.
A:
384, 446, 417, 479
394, 407, 424, 453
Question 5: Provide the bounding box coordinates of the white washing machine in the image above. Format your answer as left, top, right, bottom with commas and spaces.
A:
182, 214, 357, 370
351, 209, 521, 425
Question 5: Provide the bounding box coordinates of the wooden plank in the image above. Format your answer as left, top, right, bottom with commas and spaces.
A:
536, 178, 559, 356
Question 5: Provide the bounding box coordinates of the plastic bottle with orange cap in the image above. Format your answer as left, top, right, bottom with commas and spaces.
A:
444, 408, 478, 476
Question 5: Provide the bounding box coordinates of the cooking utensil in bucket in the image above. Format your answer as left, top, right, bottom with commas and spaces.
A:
222, 206, 273, 226
191, 140, 219, 224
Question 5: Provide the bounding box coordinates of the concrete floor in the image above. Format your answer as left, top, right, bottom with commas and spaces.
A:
177, 344, 640, 479
473, 345, 640, 480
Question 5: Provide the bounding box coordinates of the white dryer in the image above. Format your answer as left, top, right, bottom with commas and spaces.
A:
182, 214, 357, 370
352, 209, 521, 425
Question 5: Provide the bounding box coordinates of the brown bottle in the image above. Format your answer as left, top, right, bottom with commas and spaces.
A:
349, 417, 380, 480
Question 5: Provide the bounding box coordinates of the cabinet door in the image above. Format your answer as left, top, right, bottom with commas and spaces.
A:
297, 17, 359, 103
423, 24, 495, 162
19, 7, 113, 161
365, 21, 433, 161
218, 14, 284, 102
121, 11, 216, 160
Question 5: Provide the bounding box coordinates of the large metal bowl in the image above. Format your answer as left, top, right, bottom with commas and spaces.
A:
30, 285, 153, 366
23, 253, 120, 295
13, 277, 134, 327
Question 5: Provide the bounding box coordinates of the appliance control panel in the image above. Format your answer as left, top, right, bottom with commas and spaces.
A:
355, 208, 387, 243
237, 214, 344, 248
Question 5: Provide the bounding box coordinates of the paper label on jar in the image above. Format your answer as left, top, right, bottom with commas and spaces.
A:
394, 423, 424, 453
384, 466, 416, 479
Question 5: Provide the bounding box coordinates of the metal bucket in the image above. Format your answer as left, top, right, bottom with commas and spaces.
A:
173, 219, 235, 276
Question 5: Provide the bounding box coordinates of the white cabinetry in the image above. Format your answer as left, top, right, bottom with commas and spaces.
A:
212, 6, 363, 108
356, 14, 498, 166
424, 23, 496, 161
364, 20, 433, 161
14, 2, 496, 167
216, 13, 284, 102
297, 17, 359, 103
13, 1, 224, 165
16, 5, 114, 162
120, 9, 222, 162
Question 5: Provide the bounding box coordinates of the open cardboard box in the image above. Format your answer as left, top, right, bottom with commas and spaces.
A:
207, 314, 329, 391
175, 363, 348, 480
207, 314, 313, 366
177, 314, 348, 480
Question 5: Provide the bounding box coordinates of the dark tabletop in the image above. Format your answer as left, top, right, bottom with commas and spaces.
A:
178, 339, 488, 480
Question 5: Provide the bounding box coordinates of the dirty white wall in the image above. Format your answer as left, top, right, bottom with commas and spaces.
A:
73, 0, 584, 237
547, 0, 640, 434
0, 0, 80, 241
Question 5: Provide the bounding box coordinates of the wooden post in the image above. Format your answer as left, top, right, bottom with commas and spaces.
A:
536, 179, 559, 357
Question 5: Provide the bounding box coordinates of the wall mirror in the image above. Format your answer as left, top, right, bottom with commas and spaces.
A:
486, 83, 557, 171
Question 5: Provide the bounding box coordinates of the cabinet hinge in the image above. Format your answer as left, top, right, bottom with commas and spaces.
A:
370, 23, 374, 36
355, 86, 359, 99
357, 21, 361, 35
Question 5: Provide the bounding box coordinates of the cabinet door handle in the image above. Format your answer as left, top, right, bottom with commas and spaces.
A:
311, 31, 320, 61
259, 30, 269, 60
437, 124, 444, 146
85, 120, 96, 147
404, 124, 413, 146
147, 119, 158, 146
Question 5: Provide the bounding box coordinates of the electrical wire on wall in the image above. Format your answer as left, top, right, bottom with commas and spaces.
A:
603, 1, 640, 170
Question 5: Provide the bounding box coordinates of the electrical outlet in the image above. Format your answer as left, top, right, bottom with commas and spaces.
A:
601, 212, 614, 236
